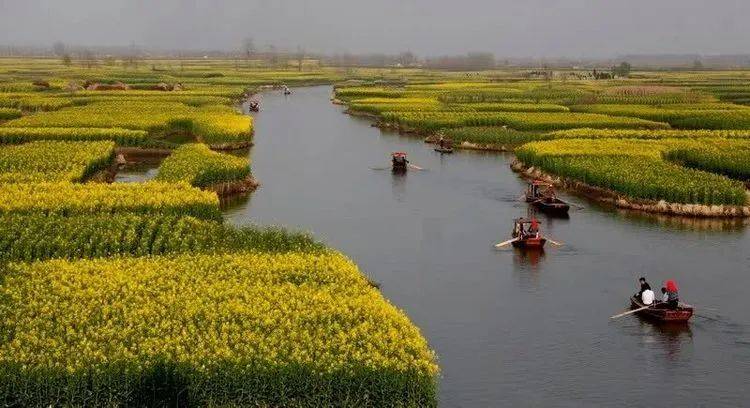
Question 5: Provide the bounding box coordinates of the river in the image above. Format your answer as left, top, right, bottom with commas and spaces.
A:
225, 86, 750, 407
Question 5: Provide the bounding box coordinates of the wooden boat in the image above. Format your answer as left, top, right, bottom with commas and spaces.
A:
511, 218, 546, 249
525, 180, 569, 216
630, 296, 693, 323
434, 147, 454, 154
392, 152, 408, 171
511, 234, 546, 249
530, 196, 570, 216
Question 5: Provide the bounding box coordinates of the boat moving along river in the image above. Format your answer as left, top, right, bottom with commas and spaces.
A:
630, 296, 694, 323
495, 217, 564, 250
525, 180, 570, 216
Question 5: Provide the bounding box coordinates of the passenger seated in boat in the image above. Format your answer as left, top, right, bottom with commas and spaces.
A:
528, 219, 539, 237
641, 288, 655, 305
664, 280, 679, 309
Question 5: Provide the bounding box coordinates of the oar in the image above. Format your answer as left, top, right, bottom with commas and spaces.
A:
610, 305, 652, 319
408, 163, 424, 170
494, 237, 519, 248
546, 238, 564, 246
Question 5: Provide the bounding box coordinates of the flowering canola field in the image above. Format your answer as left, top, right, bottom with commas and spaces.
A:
337, 72, 750, 209
0, 59, 438, 406
0, 252, 438, 406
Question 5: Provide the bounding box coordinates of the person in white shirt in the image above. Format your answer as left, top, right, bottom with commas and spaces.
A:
641, 288, 655, 305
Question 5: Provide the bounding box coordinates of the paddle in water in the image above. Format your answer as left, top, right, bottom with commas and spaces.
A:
494, 238, 519, 248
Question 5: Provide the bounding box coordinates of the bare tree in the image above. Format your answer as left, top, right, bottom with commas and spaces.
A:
242, 37, 256, 64
296, 45, 305, 71
81, 49, 96, 69
52, 41, 66, 56
267, 45, 278, 66
398, 51, 417, 67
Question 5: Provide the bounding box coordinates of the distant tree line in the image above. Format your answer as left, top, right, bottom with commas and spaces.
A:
423, 53, 496, 71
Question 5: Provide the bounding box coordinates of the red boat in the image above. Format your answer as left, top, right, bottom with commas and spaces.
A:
511, 218, 546, 249
630, 296, 694, 323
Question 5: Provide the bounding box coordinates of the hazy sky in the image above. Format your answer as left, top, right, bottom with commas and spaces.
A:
0, 0, 747, 57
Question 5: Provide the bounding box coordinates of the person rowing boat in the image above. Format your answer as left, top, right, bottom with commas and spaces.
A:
635, 277, 654, 304
612, 277, 692, 322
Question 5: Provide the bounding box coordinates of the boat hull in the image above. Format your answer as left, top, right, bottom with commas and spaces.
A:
630, 296, 693, 323
434, 147, 454, 154
531, 200, 570, 216
512, 236, 546, 249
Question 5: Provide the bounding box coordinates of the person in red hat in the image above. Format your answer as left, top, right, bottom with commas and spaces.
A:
664, 280, 679, 309
529, 218, 539, 237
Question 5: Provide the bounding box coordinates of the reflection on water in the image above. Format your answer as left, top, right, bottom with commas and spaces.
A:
615, 208, 750, 233
634, 319, 693, 362
113, 163, 159, 183
513, 248, 545, 269
220, 192, 251, 212
512, 249, 545, 290
391, 171, 407, 202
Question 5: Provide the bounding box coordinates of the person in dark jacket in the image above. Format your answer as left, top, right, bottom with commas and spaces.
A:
636, 277, 651, 298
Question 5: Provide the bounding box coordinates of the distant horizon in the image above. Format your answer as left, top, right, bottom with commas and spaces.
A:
1, 0, 748, 59
0, 42, 748, 62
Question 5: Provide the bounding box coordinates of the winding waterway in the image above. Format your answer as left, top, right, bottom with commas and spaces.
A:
227, 86, 750, 407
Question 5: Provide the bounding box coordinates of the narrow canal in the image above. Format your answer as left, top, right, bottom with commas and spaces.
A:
226, 86, 750, 407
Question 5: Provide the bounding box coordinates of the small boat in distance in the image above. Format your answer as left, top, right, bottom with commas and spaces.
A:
495, 217, 564, 250
392, 152, 409, 172
248, 100, 260, 112
525, 180, 570, 216
434, 135, 454, 154
282, 85, 292, 95
630, 296, 694, 323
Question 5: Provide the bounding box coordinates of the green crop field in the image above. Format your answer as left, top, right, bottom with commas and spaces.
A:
336, 71, 750, 209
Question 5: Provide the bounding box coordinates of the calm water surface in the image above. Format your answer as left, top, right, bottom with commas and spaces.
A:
225, 86, 750, 407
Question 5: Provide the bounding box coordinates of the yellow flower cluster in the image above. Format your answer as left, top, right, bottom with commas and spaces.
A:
0, 140, 114, 182
3, 100, 252, 145
0, 126, 147, 145
0, 251, 438, 406
515, 138, 750, 205
156, 143, 250, 187
381, 111, 669, 132
0, 181, 221, 220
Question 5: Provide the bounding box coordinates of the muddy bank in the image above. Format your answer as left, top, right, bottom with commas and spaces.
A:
206, 140, 254, 150
511, 159, 750, 218
116, 147, 172, 163
84, 161, 119, 183
205, 175, 259, 197
423, 135, 509, 152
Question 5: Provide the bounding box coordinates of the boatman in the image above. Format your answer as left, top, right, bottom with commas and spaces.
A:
636, 277, 652, 299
